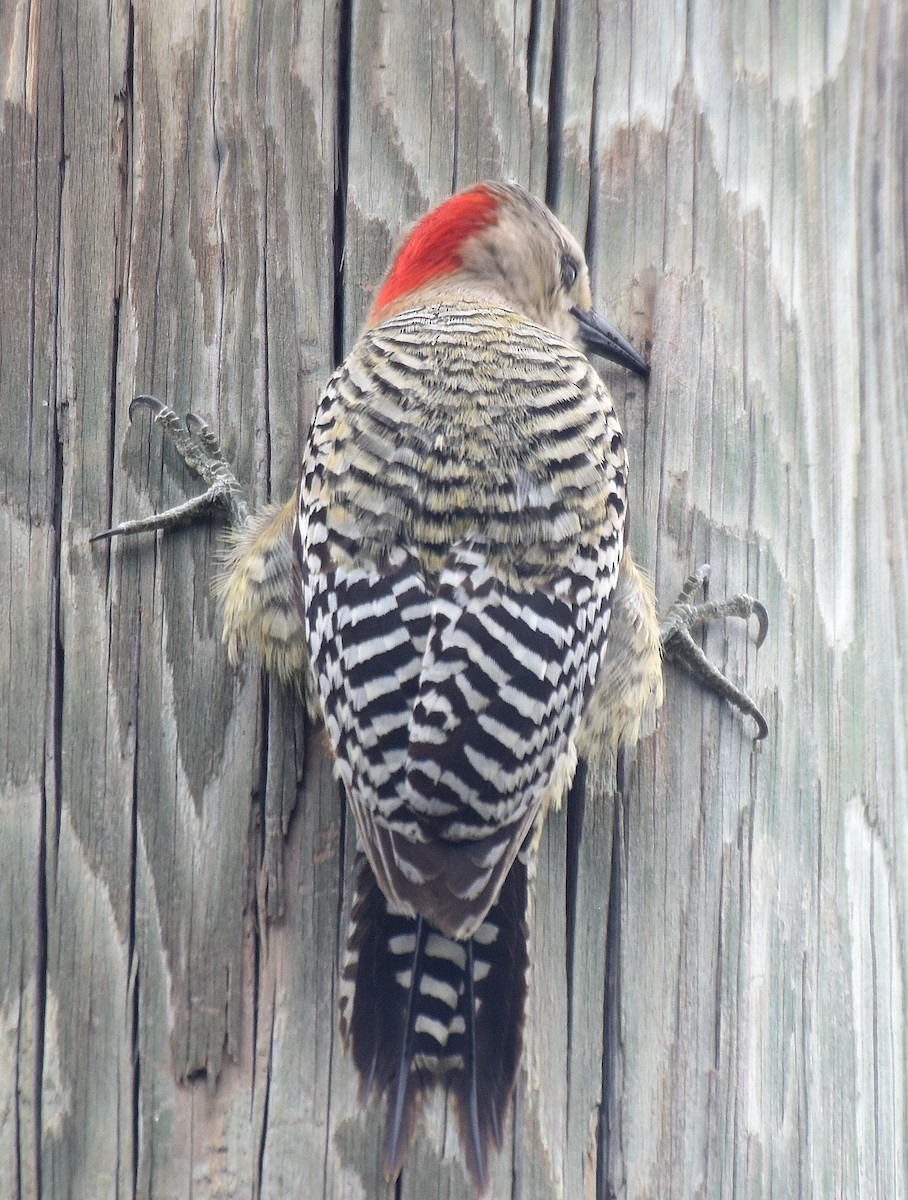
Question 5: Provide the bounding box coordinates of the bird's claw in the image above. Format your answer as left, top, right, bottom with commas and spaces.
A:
91, 396, 249, 543
128, 393, 170, 422
660, 564, 769, 741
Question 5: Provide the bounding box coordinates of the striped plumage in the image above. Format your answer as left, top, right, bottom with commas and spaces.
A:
216, 182, 652, 1188
299, 302, 627, 937
298, 303, 625, 1184
339, 854, 530, 1184
286, 183, 651, 1189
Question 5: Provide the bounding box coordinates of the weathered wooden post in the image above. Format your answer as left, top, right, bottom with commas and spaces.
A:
2, 1, 906, 1197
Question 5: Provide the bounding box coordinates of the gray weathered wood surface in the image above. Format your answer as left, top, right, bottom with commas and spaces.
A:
2, 1, 906, 1197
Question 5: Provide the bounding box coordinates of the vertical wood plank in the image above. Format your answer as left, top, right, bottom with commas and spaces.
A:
0, 7, 62, 1197
1, 0, 907, 1197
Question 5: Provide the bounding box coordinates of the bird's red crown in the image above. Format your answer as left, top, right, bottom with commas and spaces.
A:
369, 185, 500, 322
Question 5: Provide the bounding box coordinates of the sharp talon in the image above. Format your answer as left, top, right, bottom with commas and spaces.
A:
660, 572, 769, 741
663, 625, 770, 741
93, 395, 250, 544
735, 693, 770, 742
751, 600, 769, 648
750, 706, 770, 742
129, 393, 169, 421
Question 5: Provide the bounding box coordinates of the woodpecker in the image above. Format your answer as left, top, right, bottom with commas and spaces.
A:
295, 183, 652, 1187
95, 181, 767, 1190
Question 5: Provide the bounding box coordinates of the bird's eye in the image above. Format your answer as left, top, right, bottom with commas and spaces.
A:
560, 255, 579, 290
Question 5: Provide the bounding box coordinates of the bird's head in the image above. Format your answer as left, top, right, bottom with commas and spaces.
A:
367, 181, 649, 377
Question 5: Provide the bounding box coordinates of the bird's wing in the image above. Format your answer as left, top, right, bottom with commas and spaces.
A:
392, 535, 617, 937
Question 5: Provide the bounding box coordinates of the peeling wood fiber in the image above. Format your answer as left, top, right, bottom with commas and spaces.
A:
1, 1, 906, 1198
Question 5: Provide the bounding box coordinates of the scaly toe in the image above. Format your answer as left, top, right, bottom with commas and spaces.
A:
659, 569, 769, 741
185, 412, 225, 459
91, 396, 249, 542
663, 627, 769, 740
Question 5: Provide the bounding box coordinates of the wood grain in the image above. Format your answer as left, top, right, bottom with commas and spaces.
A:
1, 0, 906, 1196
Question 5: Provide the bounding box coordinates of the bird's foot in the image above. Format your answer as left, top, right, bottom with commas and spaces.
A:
91, 395, 249, 542
660, 564, 769, 741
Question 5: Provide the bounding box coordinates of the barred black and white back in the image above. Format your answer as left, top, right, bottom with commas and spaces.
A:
297, 300, 627, 1184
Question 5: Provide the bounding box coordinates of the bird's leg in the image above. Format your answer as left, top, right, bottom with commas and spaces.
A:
660, 564, 769, 740
91, 395, 249, 543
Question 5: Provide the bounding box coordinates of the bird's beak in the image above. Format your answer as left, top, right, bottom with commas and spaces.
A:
570, 306, 650, 378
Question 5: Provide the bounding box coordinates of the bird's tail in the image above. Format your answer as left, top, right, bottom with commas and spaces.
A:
339, 855, 530, 1191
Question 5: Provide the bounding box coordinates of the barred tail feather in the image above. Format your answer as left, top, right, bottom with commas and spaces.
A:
339, 856, 530, 1190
